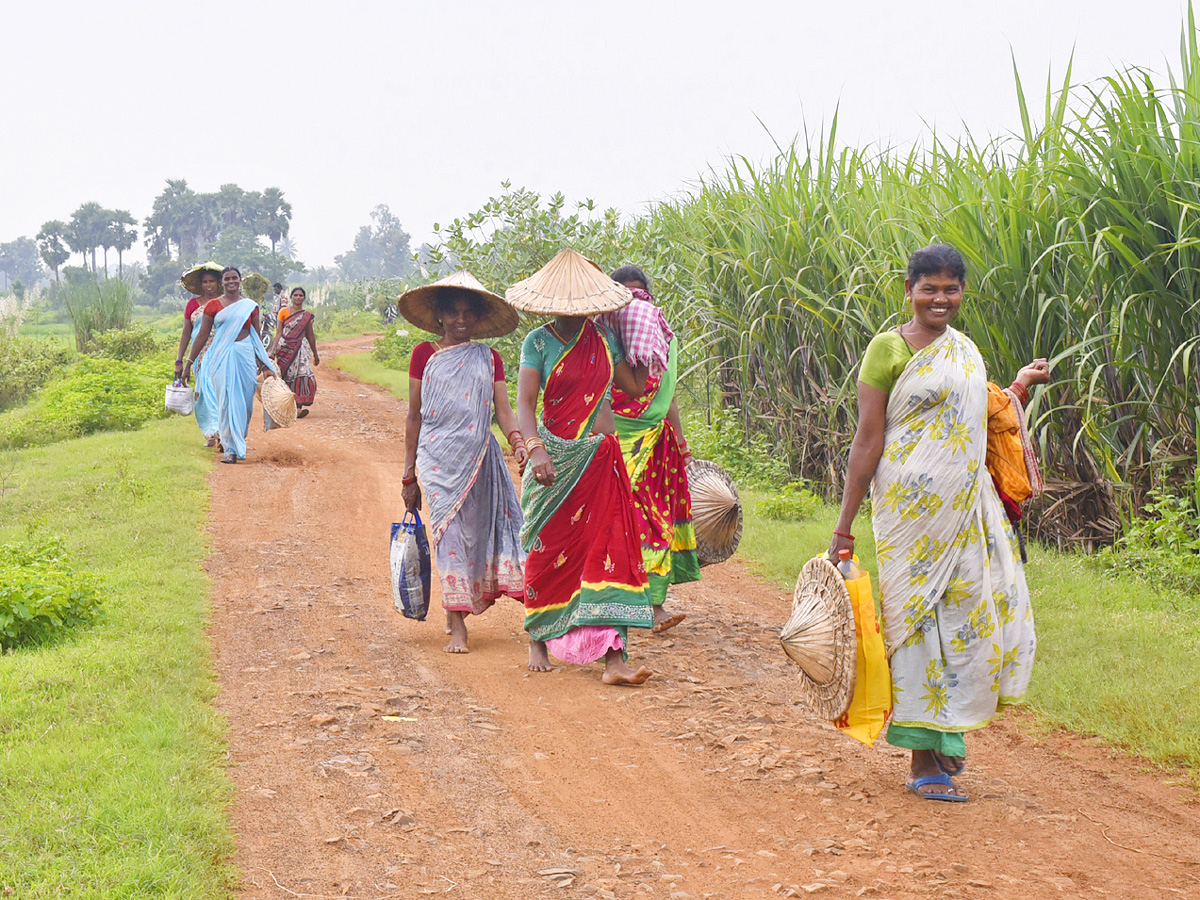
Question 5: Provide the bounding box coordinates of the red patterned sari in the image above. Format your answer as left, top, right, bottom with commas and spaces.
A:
520, 320, 652, 660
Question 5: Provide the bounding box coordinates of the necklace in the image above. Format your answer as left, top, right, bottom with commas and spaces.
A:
548, 321, 580, 344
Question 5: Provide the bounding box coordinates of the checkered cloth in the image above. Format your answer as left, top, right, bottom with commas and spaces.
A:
600, 288, 674, 376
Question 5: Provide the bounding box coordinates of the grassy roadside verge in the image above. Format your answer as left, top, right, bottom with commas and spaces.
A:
738, 487, 1200, 771
327, 344, 408, 395
0, 417, 234, 898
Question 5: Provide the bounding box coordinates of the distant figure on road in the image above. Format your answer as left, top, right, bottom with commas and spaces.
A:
269, 287, 320, 418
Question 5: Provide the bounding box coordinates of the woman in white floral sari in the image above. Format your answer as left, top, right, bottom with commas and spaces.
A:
831, 244, 1049, 802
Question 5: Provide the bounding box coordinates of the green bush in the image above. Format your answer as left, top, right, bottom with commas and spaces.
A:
684, 405, 791, 489
0, 538, 102, 650
0, 357, 169, 449
89, 322, 166, 360
754, 480, 823, 520
0, 336, 73, 410
373, 325, 427, 370
1100, 491, 1200, 593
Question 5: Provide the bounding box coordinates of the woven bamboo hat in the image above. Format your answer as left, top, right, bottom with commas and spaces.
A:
505, 249, 632, 315
687, 459, 742, 565
396, 271, 518, 339
259, 373, 297, 427
782, 557, 857, 719
180, 262, 224, 296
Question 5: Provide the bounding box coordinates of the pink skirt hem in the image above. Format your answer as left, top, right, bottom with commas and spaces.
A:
546, 625, 623, 665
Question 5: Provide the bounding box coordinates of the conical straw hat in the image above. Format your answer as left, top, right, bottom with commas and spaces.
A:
396, 271, 518, 339
782, 557, 857, 720
260, 374, 297, 427
505, 249, 632, 315
180, 261, 224, 296
687, 459, 742, 565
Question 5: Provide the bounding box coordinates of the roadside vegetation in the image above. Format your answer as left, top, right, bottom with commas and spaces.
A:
0, 418, 233, 898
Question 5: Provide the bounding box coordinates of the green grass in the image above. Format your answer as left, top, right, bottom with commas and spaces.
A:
739, 488, 1200, 770
0, 417, 235, 898
16, 320, 74, 346
320, 309, 384, 340
328, 343, 410, 396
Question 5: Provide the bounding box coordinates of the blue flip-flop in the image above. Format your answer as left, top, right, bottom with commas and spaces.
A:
905, 773, 968, 802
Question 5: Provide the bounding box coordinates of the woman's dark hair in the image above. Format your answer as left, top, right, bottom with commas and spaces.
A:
907, 244, 966, 284
220, 266, 242, 279
290, 287, 307, 301
611, 265, 650, 290
432, 287, 486, 320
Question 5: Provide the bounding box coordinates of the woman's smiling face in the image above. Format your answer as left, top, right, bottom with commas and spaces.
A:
906, 270, 963, 331
222, 270, 241, 293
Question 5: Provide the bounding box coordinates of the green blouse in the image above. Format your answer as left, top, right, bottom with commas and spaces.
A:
858, 331, 914, 395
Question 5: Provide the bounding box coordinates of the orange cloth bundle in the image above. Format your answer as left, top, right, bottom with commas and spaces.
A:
986, 382, 1033, 504
834, 557, 892, 746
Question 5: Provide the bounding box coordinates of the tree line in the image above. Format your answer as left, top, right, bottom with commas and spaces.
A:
4, 182, 419, 300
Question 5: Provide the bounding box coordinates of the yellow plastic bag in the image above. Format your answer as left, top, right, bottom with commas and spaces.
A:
834, 558, 892, 746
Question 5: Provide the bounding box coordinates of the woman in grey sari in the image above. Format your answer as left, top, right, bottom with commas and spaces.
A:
399, 273, 528, 653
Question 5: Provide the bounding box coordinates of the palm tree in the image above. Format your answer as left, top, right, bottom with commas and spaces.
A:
259, 187, 293, 255
68, 202, 108, 273
107, 210, 138, 277
36, 221, 71, 282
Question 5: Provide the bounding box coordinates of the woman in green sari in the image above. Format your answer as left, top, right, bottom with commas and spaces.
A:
831, 244, 1049, 801
603, 265, 699, 632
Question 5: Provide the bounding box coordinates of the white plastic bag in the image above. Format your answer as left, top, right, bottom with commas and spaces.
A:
165, 380, 195, 415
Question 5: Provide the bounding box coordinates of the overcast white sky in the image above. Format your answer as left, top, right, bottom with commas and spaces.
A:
1, 0, 1191, 267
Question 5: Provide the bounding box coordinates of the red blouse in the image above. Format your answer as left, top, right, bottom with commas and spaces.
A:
408, 341, 504, 382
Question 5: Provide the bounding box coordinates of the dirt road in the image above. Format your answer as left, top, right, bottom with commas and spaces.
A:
205, 338, 1199, 900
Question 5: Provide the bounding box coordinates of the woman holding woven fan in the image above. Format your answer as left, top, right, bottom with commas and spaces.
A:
398, 272, 528, 655
511, 249, 655, 686
602, 264, 700, 633
268, 287, 320, 417
831, 243, 1049, 801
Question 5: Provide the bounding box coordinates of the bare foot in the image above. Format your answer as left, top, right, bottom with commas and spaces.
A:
444, 611, 453, 635
443, 610, 468, 654
601, 649, 652, 685
528, 640, 554, 672
652, 608, 686, 634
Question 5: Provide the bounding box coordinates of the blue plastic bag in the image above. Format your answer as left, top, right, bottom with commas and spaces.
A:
391, 510, 431, 621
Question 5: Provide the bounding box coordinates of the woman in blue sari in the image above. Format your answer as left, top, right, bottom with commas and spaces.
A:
182, 267, 276, 464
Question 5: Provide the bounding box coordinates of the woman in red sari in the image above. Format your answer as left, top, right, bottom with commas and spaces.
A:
511, 249, 654, 685
268, 287, 319, 416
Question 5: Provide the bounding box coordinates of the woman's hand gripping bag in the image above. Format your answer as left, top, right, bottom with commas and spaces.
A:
390, 510, 431, 621
835, 558, 892, 746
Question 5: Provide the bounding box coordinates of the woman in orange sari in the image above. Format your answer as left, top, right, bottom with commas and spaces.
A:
268, 287, 320, 417
512, 250, 654, 685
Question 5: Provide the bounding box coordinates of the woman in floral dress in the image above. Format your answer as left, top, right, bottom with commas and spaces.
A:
830, 244, 1049, 801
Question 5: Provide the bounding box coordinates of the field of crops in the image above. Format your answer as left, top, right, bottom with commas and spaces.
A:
624, 14, 1200, 547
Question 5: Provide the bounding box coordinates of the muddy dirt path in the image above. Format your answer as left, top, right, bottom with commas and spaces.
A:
205, 337, 1199, 900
